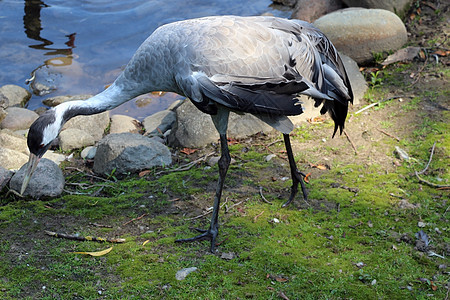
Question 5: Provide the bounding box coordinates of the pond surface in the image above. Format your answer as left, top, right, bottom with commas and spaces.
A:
0, 0, 290, 120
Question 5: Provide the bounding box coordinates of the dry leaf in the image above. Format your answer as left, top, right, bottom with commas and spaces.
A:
73, 247, 113, 256
433, 49, 450, 57
304, 172, 311, 183
142, 240, 150, 246
311, 163, 328, 170
381, 47, 420, 65
139, 170, 151, 177
180, 148, 198, 155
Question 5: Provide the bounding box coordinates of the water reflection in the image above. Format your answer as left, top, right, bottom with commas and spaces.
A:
23, 0, 75, 64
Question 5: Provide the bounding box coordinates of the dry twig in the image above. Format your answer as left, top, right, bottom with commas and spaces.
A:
343, 130, 358, 155
259, 186, 272, 205
44, 230, 125, 243
122, 213, 148, 226
414, 141, 450, 189
377, 129, 400, 141
155, 152, 216, 175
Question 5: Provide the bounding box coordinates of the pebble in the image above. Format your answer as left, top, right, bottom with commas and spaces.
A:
175, 267, 198, 280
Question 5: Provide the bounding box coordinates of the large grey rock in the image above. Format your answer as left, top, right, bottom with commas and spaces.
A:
9, 158, 65, 198
109, 114, 140, 134
93, 133, 172, 175
342, 0, 413, 18
314, 8, 408, 64
0, 166, 13, 190
0, 147, 28, 170
0, 130, 29, 155
63, 111, 109, 141
168, 100, 273, 148
0, 107, 39, 130
0, 85, 31, 107
143, 110, 176, 135
292, 0, 345, 23
59, 128, 95, 151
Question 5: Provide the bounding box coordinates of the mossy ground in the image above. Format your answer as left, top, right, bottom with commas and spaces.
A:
1, 2, 449, 299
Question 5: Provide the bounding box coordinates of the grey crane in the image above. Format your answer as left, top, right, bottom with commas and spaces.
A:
21, 15, 353, 252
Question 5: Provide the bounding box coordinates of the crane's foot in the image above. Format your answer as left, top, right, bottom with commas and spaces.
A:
175, 226, 219, 253
281, 169, 308, 208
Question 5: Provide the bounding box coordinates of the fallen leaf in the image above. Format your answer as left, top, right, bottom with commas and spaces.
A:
139, 170, 151, 177
381, 47, 420, 65
278, 291, 290, 300
180, 148, 198, 155
73, 247, 113, 257
142, 240, 150, 246
276, 277, 289, 283
311, 163, 328, 170
304, 172, 311, 183
433, 49, 450, 57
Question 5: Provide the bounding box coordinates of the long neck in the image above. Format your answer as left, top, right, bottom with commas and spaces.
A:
55, 82, 138, 124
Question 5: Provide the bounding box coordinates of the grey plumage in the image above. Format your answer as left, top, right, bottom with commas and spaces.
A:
22, 15, 353, 252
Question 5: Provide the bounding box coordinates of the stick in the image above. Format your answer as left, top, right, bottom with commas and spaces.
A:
343, 130, 358, 155
154, 152, 216, 175
416, 141, 437, 175
354, 96, 409, 115
89, 223, 113, 228
414, 141, 450, 188
377, 129, 400, 141
186, 198, 229, 220
259, 186, 272, 205
44, 230, 125, 243
122, 213, 148, 226
64, 167, 114, 182
253, 211, 265, 223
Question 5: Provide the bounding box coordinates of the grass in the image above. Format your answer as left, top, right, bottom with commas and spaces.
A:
1, 103, 448, 299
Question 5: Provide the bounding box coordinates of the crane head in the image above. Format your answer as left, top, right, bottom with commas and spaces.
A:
20, 110, 59, 195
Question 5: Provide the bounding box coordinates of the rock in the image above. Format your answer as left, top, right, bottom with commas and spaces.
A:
81, 146, 97, 160
0, 130, 29, 155
42, 151, 67, 165
93, 133, 172, 175
394, 146, 410, 161
0, 107, 39, 130
292, 0, 346, 23
0, 85, 31, 107
0, 108, 6, 124
0, 147, 28, 170
63, 111, 109, 141
342, 0, 413, 18
9, 158, 65, 198
314, 8, 408, 64
207, 156, 236, 167
0, 166, 13, 190
42, 94, 92, 107
59, 128, 95, 151
340, 54, 367, 104
169, 100, 273, 148
272, 0, 297, 7
220, 252, 235, 260
109, 114, 140, 134
175, 267, 198, 280
143, 110, 176, 135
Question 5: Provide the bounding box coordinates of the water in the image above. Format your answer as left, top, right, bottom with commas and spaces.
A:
0, 0, 290, 120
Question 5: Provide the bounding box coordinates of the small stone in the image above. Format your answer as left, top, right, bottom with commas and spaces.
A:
221, 252, 235, 260
355, 262, 365, 268
175, 267, 198, 280
81, 146, 97, 160
265, 154, 277, 162
394, 146, 410, 161
417, 222, 426, 228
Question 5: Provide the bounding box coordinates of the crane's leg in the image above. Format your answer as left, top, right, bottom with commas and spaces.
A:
281, 133, 308, 207
175, 133, 231, 252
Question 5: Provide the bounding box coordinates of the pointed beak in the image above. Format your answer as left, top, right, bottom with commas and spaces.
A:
20, 153, 40, 195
